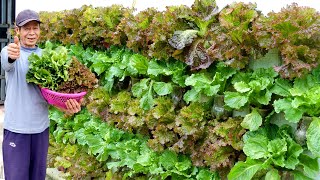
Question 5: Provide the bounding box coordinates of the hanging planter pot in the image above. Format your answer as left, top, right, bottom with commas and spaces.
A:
256, 108, 270, 118
248, 48, 282, 70
269, 112, 298, 131
232, 105, 250, 118
294, 116, 312, 146
211, 95, 231, 120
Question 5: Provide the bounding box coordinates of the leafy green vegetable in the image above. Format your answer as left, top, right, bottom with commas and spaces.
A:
306, 117, 320, 157
184, 62, 237, 103
207, 2, 262, 69
265, 169, 280, 180
241, 108, 262, 131
228, 158, 263, 180
37, 3, 320, 178
57, 56, 98, 93
169, 30, 199, 50
243, 133, 269, 159
299, 154, 319, 179
225, 68, 278, 109
230, 125, 310, 179
273, 70, 320, 122
27, 42, 97, 94
253, 3, 320, 79
27, 41, 71, 90
49, 107, 219, 179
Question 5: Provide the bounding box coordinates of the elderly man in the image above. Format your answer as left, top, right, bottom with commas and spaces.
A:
1, 9, 81, 179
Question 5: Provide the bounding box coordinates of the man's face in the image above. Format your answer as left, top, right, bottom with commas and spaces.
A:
16, 21, 40, 48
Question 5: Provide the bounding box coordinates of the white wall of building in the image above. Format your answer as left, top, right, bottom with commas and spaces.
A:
16, 0, 320, 16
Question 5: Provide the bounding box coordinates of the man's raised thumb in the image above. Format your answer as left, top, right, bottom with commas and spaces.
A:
14, 36, 20, 46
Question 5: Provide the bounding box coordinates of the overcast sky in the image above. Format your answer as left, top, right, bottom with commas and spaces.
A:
16, 0, 320, 16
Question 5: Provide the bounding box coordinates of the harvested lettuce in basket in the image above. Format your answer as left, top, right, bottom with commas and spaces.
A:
26, 41, 70, 91
26, 41, 98, 93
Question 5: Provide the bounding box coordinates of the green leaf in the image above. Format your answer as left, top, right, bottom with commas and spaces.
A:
26, 43, 71, 90
74, 129, 87, 146
91, 61, 109, 75
185, 73, 212, 87
175, 156, 192, 172
203, 84, 220, 96
285, 108, 304, 123
149, 164, 164, 175
284, 138, 303, 170
293, 75, 316, 95
196, 169, 217, 180
49, 108, 65, 122
215, 62, 237, 80
268, 138, 287, 167
132, 79, 150, 98
248, 78, 270, 91
255, 90, 272, 105
103, 79, 115, 92
228, 159, 263, 180
54, 157, 72, 169
140, 87, 154, 110
183, 89, 200, 103
265, 169, 280, 180
234, 81, 251, 93
130, 54, 149, 75
147, 60, 168, 76
136, 147, 155, 167
106, 66, 124, 79
159, 150, 178, 170
299, 154, 319, 179
224, 92, 249, 109
172, 73, 188, 87
306, 117, 320, 157
96, 149, 109, 162
292, 171, 313, 180
273, 99, 303, 123
86, 135, 107, 155
291, 97, 306, 109
153, 82, 173, 96
106, 161, 122, 171
270, 78, 292, 97
243, 134, 269, 159
268, 139, 287, 156
241, 108, 262, 131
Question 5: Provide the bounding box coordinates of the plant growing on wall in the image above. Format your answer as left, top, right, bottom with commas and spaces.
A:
253, 3, 320, 79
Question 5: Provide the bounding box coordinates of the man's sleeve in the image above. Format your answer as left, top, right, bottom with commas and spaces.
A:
1, 46, 15, 72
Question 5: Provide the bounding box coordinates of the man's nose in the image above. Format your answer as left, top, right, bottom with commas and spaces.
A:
29, 29, 35, 34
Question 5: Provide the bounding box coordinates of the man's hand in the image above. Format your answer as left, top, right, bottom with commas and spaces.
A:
64, 99, 82, 115
7, 36, 20, 60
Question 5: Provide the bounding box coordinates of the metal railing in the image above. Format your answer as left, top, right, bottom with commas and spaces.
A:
0, 0, 15, 105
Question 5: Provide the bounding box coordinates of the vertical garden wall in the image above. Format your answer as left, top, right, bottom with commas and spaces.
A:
39, 0, 320, 179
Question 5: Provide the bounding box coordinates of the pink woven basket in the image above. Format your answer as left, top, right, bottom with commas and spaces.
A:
40, 88, 86, 109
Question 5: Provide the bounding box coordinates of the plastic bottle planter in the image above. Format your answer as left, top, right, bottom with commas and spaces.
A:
211, 95, 231, 120
232, 105, 250, 118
